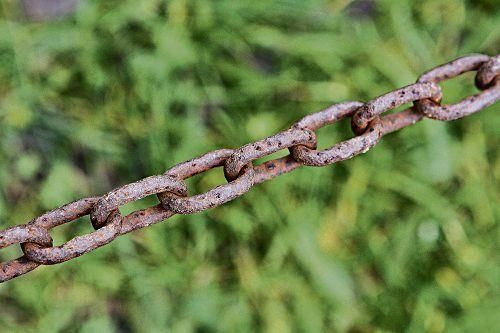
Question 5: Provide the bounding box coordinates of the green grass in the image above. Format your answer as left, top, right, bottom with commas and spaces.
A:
0, 0, 499, 332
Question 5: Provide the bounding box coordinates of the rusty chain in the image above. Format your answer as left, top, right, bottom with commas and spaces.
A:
1, 54, 499, 283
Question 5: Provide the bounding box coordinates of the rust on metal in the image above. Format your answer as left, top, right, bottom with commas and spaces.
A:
351, 82, 442, 134
224, 127, 317, 181
31, 197, 100, 229
158, 149, 255, 214
418, 54, 489, 83
291, 118, 382, 166
0, 53, 498, 283
0, 256, 41, 284
119, 204, 175, 234
252, 155, 303, 184
163, 164, 254, 214
0, 225, 53, 282
22, 210, 123, 265
414, 54, 496, 121
415, 85, 499, 121
0, 224, 53, 249
475, 55, 500, 89
90, 174, 187, 229
379, 108, 424, 135
294, 101, 363, 130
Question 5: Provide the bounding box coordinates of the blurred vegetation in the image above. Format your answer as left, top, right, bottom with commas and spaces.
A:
0, 0, 499, 332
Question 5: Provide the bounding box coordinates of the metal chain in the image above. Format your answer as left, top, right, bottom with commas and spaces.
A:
1, 54, 499, 283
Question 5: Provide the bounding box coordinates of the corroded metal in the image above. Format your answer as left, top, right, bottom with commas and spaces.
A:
0, 257, 41, 283
419, 54, 489, 83
416, 85, 499, 121
291, 120, 382, 166
158, 149, 255, 214
291, 102, 383, 166
90, 174, 187, 229
224, 128, 317, 181
252, 155, 303, 184
379, 108, 424, 135
475, 55, 500, 89
351, 82, 442, 134
0, 225, 53, 281
294, 101, 363, 130
1, 53, 498, 283
0, 224, 53, 249
22, 207, 122, 265
414, 54, 497, 121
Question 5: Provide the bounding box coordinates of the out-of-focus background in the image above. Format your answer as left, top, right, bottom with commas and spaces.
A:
0, 0, 499, 332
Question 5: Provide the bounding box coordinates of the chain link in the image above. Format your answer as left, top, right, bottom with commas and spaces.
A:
1, 54, 499, 282
158, 149, 256, 214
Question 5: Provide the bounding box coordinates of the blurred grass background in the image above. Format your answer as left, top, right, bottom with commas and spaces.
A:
0, 0, 499, 332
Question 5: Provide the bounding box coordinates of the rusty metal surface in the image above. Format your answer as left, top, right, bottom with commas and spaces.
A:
379, 108, 424, 135
475, 55, 500, 89
22, 208, 122, 265
290, 102, 383, 166
158, 149, 256, 214
414, 54, 499, 121
351, 82, 442, 134
1, 54, 499, 283
224, 128, 317, 181
90, 174, 187, 229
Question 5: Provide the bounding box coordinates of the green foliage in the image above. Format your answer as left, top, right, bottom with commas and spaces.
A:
0, 0, 499, 332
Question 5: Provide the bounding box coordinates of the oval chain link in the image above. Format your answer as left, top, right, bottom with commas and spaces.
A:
158, 149, 255, 214
414, 54, 499, 120
351, 82, 442, 135
224, 127, 317, 181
